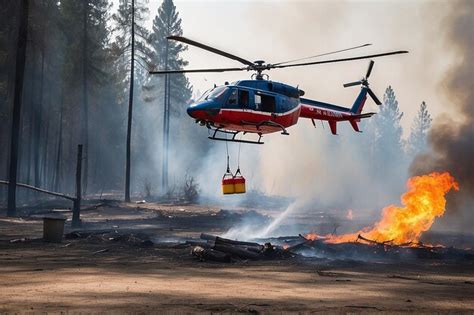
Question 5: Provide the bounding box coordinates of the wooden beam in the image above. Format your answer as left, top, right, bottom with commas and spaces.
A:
0, 180, 75, 201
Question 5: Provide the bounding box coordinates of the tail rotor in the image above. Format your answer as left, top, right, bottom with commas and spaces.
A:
343, 60, 382, 105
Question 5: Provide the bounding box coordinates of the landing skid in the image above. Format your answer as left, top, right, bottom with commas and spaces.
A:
207, 127, 264, 145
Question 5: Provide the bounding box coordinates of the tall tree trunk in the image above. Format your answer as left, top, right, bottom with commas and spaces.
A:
82, 0, 89, 197
54, 91, 63, 193
25, 55, 34, 186
41, 100, 49, 188
34, 45, 45, 189
25, 45, 38, 202
161, 39, 169, 193
125, 0, 135, 202
7, 0, 29, 216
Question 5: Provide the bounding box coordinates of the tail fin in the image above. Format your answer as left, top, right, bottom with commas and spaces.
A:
350, 87, 368, 115
349, 120, 360, 132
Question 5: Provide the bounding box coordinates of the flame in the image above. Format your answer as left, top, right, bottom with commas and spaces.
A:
305, 233, 319, 241
307, 172, 459, 245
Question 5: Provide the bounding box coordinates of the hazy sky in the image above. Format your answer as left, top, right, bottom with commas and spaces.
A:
144, 0, 458, 136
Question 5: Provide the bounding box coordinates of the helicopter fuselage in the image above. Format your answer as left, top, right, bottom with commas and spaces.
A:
187, 79, 367, 136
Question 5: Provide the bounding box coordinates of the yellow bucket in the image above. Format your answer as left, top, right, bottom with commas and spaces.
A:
233, 175, 246, 194
222, 173, 235, 195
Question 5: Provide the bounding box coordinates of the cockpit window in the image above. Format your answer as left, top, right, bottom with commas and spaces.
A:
205, 86, 227, 100
196, 89, 211, 102
227, 89, 238, 105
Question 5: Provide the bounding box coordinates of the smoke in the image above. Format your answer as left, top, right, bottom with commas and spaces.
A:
410, 0, 474, 215
223, 200, 302, 240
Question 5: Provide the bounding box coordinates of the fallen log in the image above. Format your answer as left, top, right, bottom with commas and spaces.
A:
0, 180, 75, 201
192, 246, 231, 263
357, 234, 393, 246
200, 233, 261, 247
186, 240, 212, 249
213, 243, 261, 260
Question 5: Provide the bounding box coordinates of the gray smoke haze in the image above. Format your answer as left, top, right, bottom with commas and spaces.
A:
410, 0, 474, 220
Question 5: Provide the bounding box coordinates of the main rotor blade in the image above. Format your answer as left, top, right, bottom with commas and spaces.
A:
366, 60, 375, 78
149, 66, 247, 74
167, 36, 255, 67
272, 50, 408, 70
273, 43, 372, 66
367, 88, 382, 105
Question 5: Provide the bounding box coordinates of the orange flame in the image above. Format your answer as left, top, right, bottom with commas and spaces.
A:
305, 233, 319, 241
307, 172, 459, 245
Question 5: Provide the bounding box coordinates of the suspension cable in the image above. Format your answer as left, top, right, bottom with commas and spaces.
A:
236, 133, 243, 173
225, 132, 230, 173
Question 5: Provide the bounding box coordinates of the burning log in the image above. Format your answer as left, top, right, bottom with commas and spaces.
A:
356, 234, 394, 247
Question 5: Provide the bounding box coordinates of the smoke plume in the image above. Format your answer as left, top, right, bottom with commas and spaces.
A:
410, 0, 474, 212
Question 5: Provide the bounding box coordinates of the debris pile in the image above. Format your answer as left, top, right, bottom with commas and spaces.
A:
285, 234, 474, 261
188, 233, 294, 263
65, 230, 154, 247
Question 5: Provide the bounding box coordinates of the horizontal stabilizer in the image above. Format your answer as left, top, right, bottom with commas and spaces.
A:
351, 112, 376, 119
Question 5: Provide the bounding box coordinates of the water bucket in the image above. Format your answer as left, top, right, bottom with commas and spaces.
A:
233, 171, 246, 194
222, 172, 235, 195
43, 217, 66, 243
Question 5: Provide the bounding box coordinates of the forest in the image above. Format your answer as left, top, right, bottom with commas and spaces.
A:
1, 0, 213, 215
1, 0, 432, 216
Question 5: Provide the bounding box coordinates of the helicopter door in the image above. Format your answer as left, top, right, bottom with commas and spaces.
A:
260, 93, 276, 113
238, 89, 249, 109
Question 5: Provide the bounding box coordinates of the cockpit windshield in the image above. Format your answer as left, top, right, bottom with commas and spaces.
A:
204, 86, 227, 101
195, 86, 228, 103
196, 89, 211, 102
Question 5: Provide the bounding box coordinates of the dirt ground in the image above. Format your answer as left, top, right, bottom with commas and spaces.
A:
0, 202, 473, 314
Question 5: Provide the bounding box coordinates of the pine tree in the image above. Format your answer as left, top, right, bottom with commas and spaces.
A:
148, 0, 192, 192
374, 86, 404, 161
7, 0, 29, 216
112, 0, 153, 202
407, 101, 432, 156
371, 85, 406, 198
61, 0, 113, 195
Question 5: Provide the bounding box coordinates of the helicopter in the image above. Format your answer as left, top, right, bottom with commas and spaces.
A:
150, 36, 408, 144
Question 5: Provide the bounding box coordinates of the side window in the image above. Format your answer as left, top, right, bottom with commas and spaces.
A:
261, 94, 276, 113
239, 90, 249, 108
255, 94, 261, 110
226, 89, 238, 106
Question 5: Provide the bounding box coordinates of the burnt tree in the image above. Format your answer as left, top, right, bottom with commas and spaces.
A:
7, 0, 29, 216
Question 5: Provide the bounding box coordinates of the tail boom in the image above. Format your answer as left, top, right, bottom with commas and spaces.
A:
299, 88, 374, 135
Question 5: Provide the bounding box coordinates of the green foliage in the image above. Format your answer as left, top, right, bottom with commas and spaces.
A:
407, 101, 432, 155
369, 85, 406, 180
61, 0, 113, 91
147, 0, 192, 107
111, 0, 153, 73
